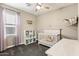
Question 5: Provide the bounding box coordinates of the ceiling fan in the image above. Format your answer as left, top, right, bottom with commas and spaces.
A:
26, 3, 50, 12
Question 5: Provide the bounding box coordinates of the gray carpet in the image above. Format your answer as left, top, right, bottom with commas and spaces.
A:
0, 42, 49, 56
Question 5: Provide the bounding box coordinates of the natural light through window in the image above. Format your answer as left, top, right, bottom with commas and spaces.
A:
3, 9, 18, 37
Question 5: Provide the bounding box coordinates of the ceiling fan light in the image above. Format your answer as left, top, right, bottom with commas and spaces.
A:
36, 5, 41, 10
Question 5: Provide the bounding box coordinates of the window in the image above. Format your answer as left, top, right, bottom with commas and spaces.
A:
6, 26, 16, 34
3, 9, 18, 36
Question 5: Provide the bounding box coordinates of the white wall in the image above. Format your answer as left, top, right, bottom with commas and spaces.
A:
20, 11, 37, 44
37, 4, 78, 40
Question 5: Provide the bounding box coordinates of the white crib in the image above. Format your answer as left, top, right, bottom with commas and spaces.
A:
38, 29, 61, 47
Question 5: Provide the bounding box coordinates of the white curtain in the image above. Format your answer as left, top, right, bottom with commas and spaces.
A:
0, 7, 4, 51
0, 8, 21, 51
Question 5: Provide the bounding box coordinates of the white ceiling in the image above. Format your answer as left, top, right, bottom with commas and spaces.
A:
4, 3, 74, 16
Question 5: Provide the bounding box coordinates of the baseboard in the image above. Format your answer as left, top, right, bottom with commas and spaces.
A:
0, 42, 25, 52
4, 43, 25, 51
19, 42, 25, 45
6, 45, 15, 49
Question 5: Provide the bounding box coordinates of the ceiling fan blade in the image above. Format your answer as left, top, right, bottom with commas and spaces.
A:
44, 6, 50, 9
26, 3, 32, 6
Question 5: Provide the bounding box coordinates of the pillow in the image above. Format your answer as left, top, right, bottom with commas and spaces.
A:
46, 35, 54, 42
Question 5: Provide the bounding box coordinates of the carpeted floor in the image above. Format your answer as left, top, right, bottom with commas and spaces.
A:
0, 42, 49, 56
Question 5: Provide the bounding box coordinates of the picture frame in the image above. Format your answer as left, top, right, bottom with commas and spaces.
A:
27, 20, 32, 24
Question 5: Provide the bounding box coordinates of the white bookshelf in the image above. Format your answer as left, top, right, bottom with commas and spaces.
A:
24, 30, 37, 45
